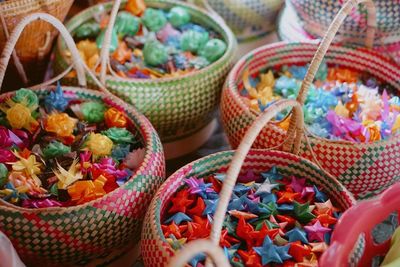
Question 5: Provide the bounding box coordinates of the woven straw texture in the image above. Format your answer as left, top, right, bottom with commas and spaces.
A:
0, 12, 166, 266
220, 41, 400, 199
53, 0, 237, 143
0, 87, 166, 266
141, 149, 356, 267
288, 0, 400, 46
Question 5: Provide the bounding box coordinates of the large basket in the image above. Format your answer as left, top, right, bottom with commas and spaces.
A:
141, 100, 356, 267
221, 0, 400, 200
288, 0, 400, 47
320, 182, 400, 267
0, 13, 165, 266
0, 0, 74, 88
53, 0, 236, 158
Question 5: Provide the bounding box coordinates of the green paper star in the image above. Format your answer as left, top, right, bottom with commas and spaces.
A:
293, 201, 316, 224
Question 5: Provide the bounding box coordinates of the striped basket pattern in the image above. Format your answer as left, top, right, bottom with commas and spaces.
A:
0, 87, 165, 266
141, 149, 356, 267
288, 0, 400, 46
53, 0, 237, 144
220, 41, 400, 199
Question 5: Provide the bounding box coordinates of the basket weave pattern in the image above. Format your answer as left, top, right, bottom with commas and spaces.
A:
141, 149, 355, 267
221, 42, 400, 199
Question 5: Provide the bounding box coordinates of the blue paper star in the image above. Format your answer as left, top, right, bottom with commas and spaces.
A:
228, 194, 246, 211
203, 199, 219, 215
313, 185, 328, 202
253, 236, 283, 265
276, 244, 292, 261
214, 173, 226, 182
261, 193, 277, 204
189, 252, 206, 267
164, 212, 192, 224
261, 166, 283, 183
285, 227, 309, 244
233, 184, 251, 196
243, 196, 269, 214
277, 204, 294, 212
224, 243, 240, 261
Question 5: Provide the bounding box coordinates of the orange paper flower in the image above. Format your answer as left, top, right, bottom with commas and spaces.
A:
67, 175, 107, 204
126, 0, 146, 16
104, 107, 128, 128
112, 42, 132, 65
45, 113, 78, 138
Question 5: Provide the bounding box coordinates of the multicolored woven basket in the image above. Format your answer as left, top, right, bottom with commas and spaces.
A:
320, 182, 400, 267
0, 13, 165, 266
288, 0, 400, 46
141, 100, 356, 267
221, 0, 400, 199
53, 0, 236, 152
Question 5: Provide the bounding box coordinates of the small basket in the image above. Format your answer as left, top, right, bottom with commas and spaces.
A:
221, 0, 400, 199
141, 99, 356, 267
0, 0, 74, 87
0, 13, 165, 266
53, 0, 236, 158
288, 0, 400, 47
320, 182, 400, 267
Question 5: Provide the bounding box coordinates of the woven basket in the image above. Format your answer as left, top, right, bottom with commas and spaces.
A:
221, 0, 400, 200
320, 182, 400, 267
141, 99, 356, 267
288, 0, 400, 46
0, 0, 74, 88
0, 13, 165, 266
277, 2, 400, 64
53, 0, 236, 148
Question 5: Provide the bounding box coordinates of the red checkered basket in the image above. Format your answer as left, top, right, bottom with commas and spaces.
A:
0, 13, 165, 266
141, 99, 356, 267
221, 0, 400, 199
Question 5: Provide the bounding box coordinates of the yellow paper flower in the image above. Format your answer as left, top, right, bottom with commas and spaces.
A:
0, 99, 38, 132
86, 133, 113, 156
334, 101, 350, 118
11, 151, 42, 186
256, 70, 275, 91
392, 115, 400, 134
45, 113, 78, 138
54, 159, 83, 190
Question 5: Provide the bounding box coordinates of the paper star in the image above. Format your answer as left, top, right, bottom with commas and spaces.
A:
165, 212, 192, 224
191, 215, 211, 239
184, 222, 201, 241
220, 229, 239, 248
255, 180, 279, 196
276, 244, 292, 261
289, 176, 306, 193
314, 213, 337, 227
259, 201, 278, 216
261, 166, 283, 182
298, 252, 319, 266
304, 220, 332, 242
315, 199, 336, 215
161, 222, 187, 239
261, 192, 277, 203
237, 249, 262, 267
223, 216, 238, 236
238, 170, 257, 183
249, 222, 279, 246
214, 173, 226, 182
278, 204, 294, 212
254, 217, 279, 231
166, 235, 187, 250
228, 194, 246, 211
187, 197, 205, 216
310, 242, 328, 253
301, 186, 315, 199
288, 241, 311, 262
229, 210, 258, 220
276, 214, 296, 227
274, 233, 289, 246
203, 199, 218, 215
285, 227, 309, 244
253, 236, 283, 265
210, 177, 222, 193
236, 216, 255, 241
293, 201, 316, 224
233, 183, 251, 195
185, 177, 214, 198
313, 185, 328, 202
277, 191, 301, 204
244, 196, 269, 214
224, 244, 240, 261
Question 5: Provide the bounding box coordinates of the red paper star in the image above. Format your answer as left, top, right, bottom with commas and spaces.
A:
288, 241, 311, 262
187, 197, 205, 216
237, 249, 262, 267
277, 191, 301, 204
314, 213, 337, 227
210, 177, 222, 193
249, 222, 279, 247
184, 221, 201, 241
168, 189, 194, 214
161, 222, 187, 239
192, 215, 211, 239
220, 229, 239, 248
236, 216, 255, 242
276, 215, 297, 228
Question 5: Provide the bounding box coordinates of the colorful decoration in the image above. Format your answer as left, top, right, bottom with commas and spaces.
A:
240, 62, 400, 143
73, 1, 227, 79
0, 87, 144, 208
161, 167, 343, 266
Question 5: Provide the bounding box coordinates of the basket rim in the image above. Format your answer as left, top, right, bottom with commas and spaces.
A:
145, 148, 356, 241
225, 40, 400, 147
56, 0, 237, 84
0, 85, 164, 213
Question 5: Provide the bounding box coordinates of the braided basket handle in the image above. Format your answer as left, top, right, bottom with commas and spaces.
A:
167, 100, 304, 267
285, 0, 377, 141
0, 13, 87, 90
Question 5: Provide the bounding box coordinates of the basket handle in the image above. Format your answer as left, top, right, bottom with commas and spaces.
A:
285, 0, 377, 141
320, 182, 400, 267
167, 99, 304, 267
0, 13, 87, 91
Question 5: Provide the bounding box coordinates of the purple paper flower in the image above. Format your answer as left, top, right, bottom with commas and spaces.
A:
0, 148, 16, 163
22, 198, 63, 208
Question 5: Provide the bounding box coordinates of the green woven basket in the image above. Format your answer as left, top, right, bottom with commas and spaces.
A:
54, 0, 237, 147
0, 13, 166, 266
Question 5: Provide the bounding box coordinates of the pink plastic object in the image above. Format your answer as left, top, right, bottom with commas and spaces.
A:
320, 182, 400, 267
